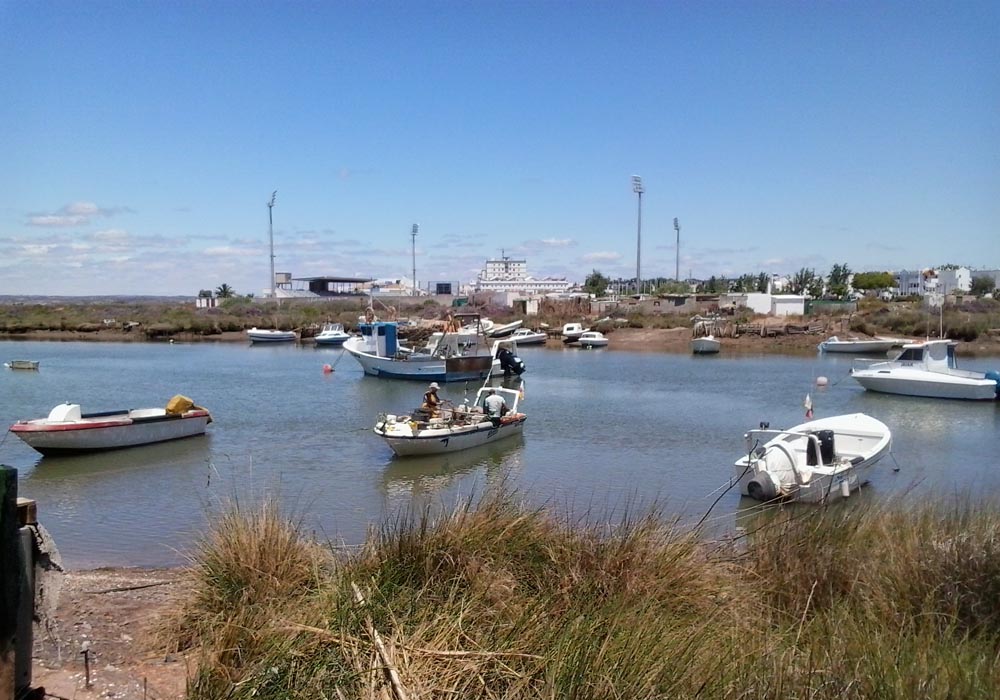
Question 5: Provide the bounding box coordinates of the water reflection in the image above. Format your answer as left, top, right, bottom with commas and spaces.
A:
380, 437, 525, 500
23, 435, 212, 482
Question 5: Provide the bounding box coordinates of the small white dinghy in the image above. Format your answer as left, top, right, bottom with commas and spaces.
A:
733, 413, 892, 503
374, 385, 526, 457
247, 327, 297, 343
11, 395, 212, 455
690, 335, 721, 354
817, 336, 897, 354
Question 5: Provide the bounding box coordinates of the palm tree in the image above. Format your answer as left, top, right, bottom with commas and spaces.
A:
215, 283, 235, 299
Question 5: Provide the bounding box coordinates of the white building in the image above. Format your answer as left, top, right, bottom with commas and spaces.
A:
936, 267, 972, 295
474, 256, 571, 295
771, 294, 806, 317
895, 269, 938, 297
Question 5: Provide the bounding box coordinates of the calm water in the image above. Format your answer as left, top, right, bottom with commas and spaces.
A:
2, 339, 999, 568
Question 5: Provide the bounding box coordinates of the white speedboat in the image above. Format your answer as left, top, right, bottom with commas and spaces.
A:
733, 413, 892, 503
561, 322, 590, 343
247, 327, 297, 343
343, 315, 525, 382
5, 360, 39, 370
374, 385, 525, 456
510, 328, 547, 345
486, 320, 523, 338
314, 322, 350, 346
691, 335, 721, 354
818, 336, 897, 354
11, 396, 212, 455
850, 339, 999, 400
577, 331, 609, 348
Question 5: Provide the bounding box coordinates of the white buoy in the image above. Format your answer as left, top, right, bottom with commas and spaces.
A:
816, 376, 829, 386
840, 479, 851, 498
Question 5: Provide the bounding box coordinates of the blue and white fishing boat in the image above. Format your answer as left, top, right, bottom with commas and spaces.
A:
343, 314, 525, 382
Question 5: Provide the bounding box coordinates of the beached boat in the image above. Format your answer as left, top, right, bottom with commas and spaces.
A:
374, 385, 525, 456
313, 322, 350, 346
510, 328, 547, 345
343, 315, 525, 382
733, 413, 892, 503
5, 360, 39, 370
577, 331, 609, 348
818, 336, 897, 354
850, 339, 1000, 400
691, 336, 721, 354
486, 320, 523, 338
10, 396, 212, 455
247, 327, 297, 343
561, 322, 589, 343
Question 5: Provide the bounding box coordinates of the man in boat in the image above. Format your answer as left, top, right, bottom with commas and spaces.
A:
421, 382, 443, 417
483, 389, 507, 421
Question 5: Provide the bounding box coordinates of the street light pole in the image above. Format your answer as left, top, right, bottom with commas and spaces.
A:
673, 217, 681, 284
632, 175, 643, 295
411, 223, 419, 296
267, 190, 277, 300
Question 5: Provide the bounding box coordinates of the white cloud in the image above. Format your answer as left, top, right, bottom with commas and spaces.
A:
582, 251, 622, 262
27, 201, 131, 228
28, 214, 88, 227
540, 238, 573, 247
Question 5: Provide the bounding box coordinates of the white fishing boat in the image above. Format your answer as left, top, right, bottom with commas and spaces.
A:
577, 331, 609, 348
561, 322, 589, 343
374, 385, 525, 456
247, 327, 297, 343
510, 328, 547, 345
343, 315, 526, 382
733, 413, 892, 503
10, 396, 212, 455
486, 320, 523, 338
4, 360, 40, 370
691, 317, 722, 354
850, 339, 1000, 400
818, 336, 897, 354
313, 322, 350, 346
691, 336, 721, 354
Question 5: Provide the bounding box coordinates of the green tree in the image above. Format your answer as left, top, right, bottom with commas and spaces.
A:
789, 268, 817, 295
826, 263, 852, 298
215, 283, 235, 298
756, 273, 770, 293
852, 271, 896, 293
970, 275, 997, 297
583, 270, 611, 296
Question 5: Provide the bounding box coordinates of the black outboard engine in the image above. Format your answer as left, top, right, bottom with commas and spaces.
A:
497, 346, 526, 377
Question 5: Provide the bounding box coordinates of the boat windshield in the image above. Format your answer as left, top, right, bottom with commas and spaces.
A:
895, 347, 924, 362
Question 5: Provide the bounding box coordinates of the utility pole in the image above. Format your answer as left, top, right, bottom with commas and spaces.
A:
632, 175, 643, 295
267, 191, 277, 300
673, 217, 681, 283
411, 223, 419, 296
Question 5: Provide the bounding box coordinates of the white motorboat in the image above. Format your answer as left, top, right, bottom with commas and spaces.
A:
5, 360, 39, 370
343, 315, 526, 382
733, 413, 892, 503
486, 320, 523, 338
374, 385, 525, 456
577, 331, 609, 348
850, 339, 1000, 400
510, 328, 547, 345
247, 327, 297, 343
691, 336, 721, 354
561, 322, 590, 343
313, 322, 350, 346
10, 396, 212, 455
818, 336, 897, 354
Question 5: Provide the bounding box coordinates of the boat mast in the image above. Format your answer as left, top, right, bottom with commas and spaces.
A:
267, 190, 277, 301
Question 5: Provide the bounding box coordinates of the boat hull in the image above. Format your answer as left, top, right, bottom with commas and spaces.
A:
510, 331, 547, 345
691, 337, 721, 354
5, 360, 39, 370
344, 338, 498, 382
314, 335, 349, 346
851, 370, 997, 400
376, 417, 525, 456
818, 339, 896, 354
11, 411, 211, 455
247, 329, 297, 343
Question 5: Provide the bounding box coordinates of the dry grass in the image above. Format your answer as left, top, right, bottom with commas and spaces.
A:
163, 491, 1000, 699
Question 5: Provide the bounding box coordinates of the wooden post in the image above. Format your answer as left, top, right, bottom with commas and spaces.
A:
1, 466, 20, 700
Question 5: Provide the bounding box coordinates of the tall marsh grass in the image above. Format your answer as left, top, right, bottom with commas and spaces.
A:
164, 492, 1000, 699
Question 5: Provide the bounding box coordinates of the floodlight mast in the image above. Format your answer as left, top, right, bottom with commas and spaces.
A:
632, 175, 643, 295
673, 217, 681, 284
267, 191, 277, 300
411, 223, 419, 296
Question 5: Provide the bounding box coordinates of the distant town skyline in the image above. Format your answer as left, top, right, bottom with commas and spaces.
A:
2, 2, 997, 296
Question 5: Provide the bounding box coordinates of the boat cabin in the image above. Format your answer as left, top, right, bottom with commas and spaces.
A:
893, 340, 957, 370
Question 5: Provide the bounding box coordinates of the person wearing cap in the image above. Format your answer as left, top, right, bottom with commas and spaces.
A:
483, 388, 507, 419
421, 382, 442, 416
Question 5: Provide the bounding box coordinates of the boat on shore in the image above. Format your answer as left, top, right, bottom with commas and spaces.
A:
343, 315, 525, 382
374, 384, 525, 456
313, 322, 350, 346
5, 360, 39, 370
818, 336, 898, 354
10, 395, 212, 455
691, 317, 722, 354
510, 328, 547, 345
733, 413, 892, 503
850, 339, 1000, 400
247, 327, 297, 343
577, 331, 609, 348
486, 320, 523, 338
561, 322, 589, 343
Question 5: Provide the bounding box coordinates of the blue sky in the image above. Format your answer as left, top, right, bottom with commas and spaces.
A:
2, 1, 997, 296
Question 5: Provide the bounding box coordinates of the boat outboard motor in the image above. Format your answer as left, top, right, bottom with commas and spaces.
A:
498, 347, 526, 377
987, 370, 1000, 399
747, 472, 779, 501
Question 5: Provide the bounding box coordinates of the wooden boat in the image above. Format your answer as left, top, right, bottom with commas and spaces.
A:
374, 385, 525, 456
4, 360, 39, 370
10, 396, 212, 455
313, 322, 350, 346
247, 327, 297, 343
850, 339, 1000, 400
733, 413, 892, 503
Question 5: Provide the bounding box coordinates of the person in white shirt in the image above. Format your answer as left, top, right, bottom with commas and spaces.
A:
483, 389, 507, 418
